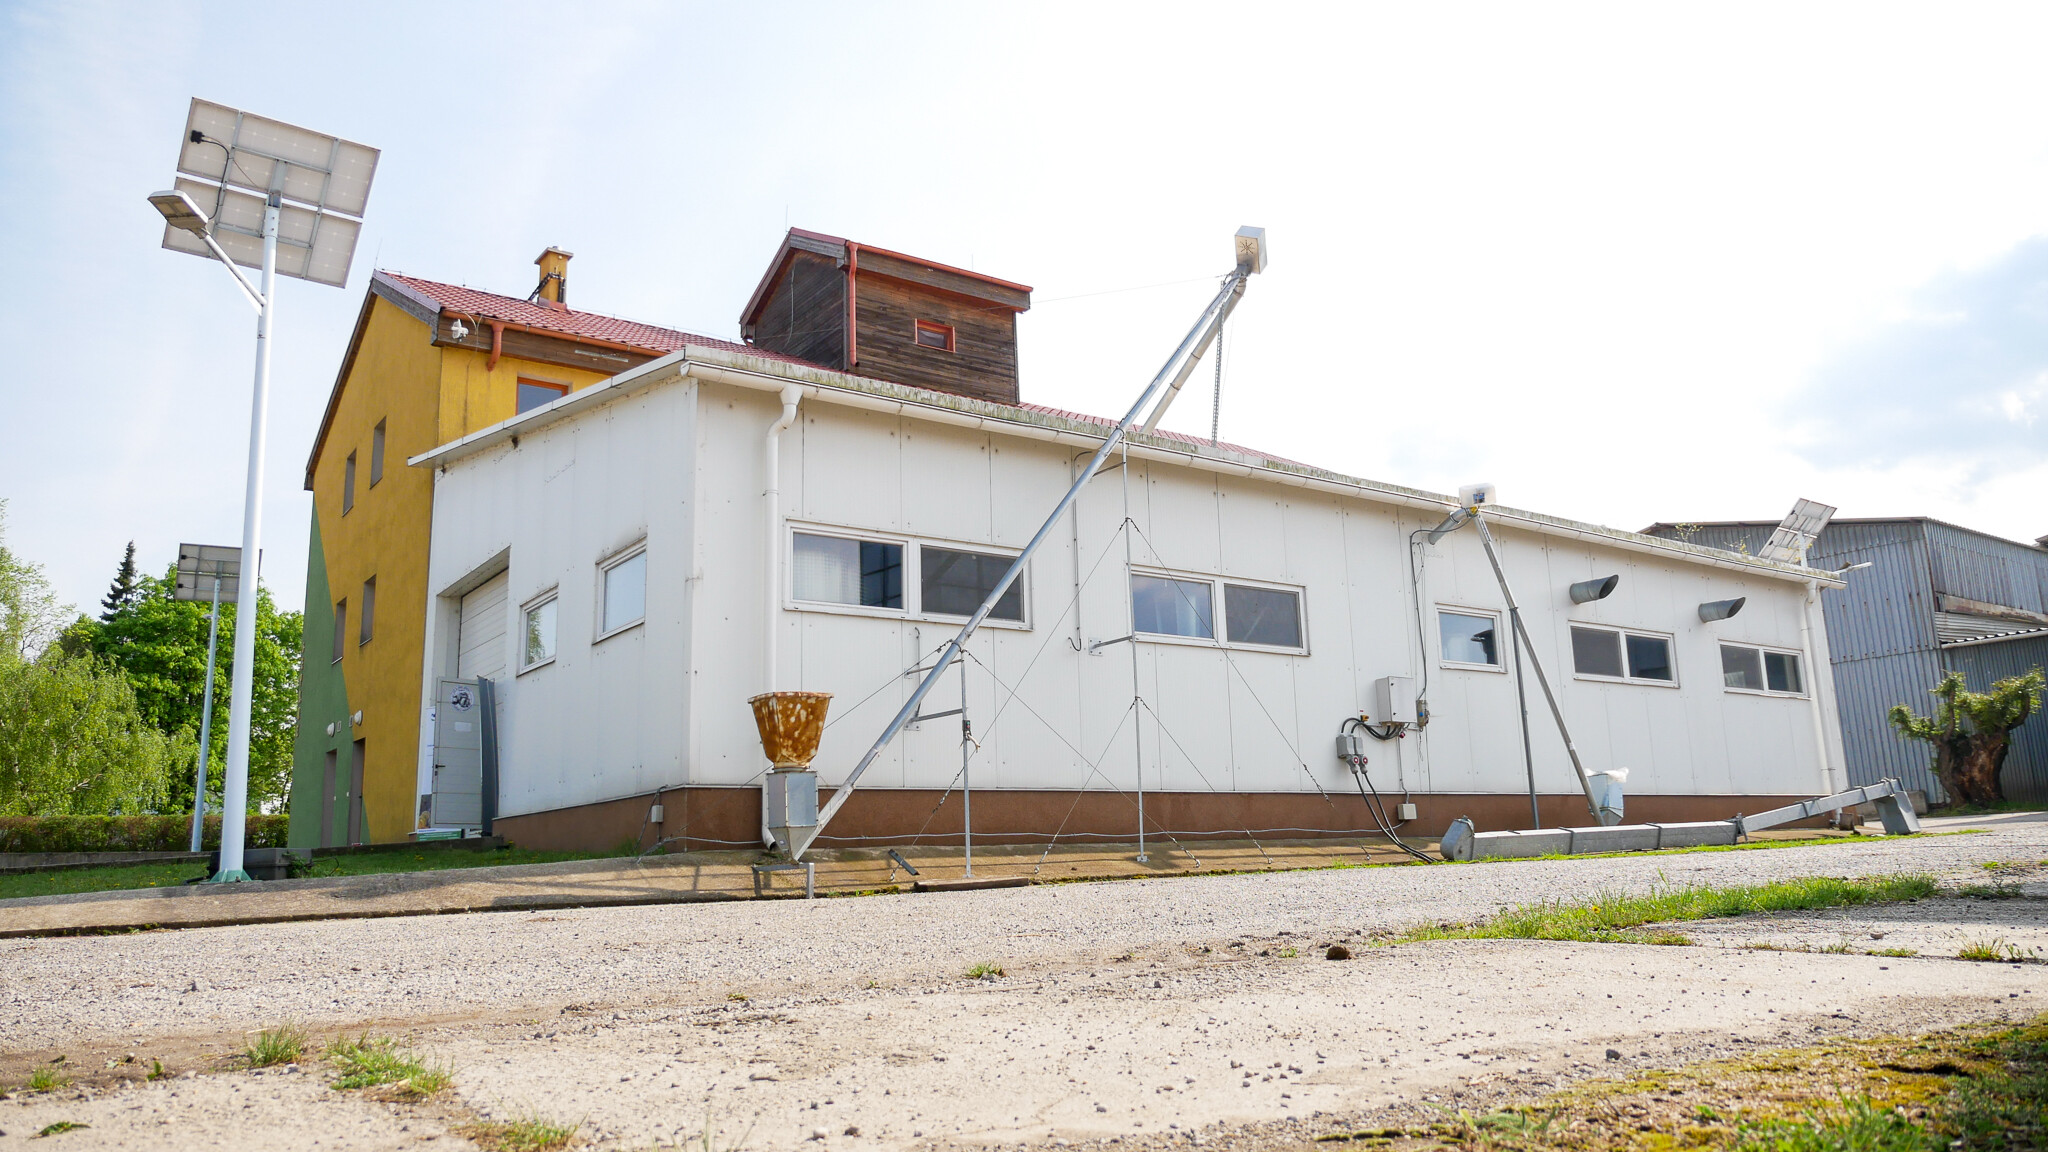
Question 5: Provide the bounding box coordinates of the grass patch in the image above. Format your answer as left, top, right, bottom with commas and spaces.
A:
25, 1065, 66, 1092
1957, 938, 2043, 963
1872, 947, 1921, 958
964, 961, 1005, 978
1958, 882, 2024, 899
1394, 873, 1937, 945
460, 1113, 579, 1151
0, 846, 619, 901
33, 1121, 89, 1137
245, 1021, 308, 1067
1307, 1018, 2046, 1152
326, 1034, 451, 1097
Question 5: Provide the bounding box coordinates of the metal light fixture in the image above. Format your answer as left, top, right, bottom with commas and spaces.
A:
1234, 226, 1268, 274
148, 189, 210, 234
1426, 507, 1472, 545
1699, 597, 1746, 622
1570, 575, 1620, 603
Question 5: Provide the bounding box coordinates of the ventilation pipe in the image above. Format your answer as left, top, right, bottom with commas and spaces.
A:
534, 247, 572, 309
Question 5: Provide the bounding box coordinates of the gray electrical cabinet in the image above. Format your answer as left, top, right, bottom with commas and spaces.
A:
430, 679, 484, 827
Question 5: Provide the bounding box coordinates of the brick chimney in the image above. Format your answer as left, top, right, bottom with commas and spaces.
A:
534, 247, 573, 310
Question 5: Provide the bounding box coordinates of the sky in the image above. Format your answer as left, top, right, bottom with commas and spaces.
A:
5, 2, 2048, 617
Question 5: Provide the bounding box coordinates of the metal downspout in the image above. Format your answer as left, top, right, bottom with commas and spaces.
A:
760, 384, 802, 846
1801, 577, 1841, 793
845, 242, 859, 370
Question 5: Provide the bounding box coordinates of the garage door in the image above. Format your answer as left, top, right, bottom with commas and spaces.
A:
457, 571, 509, 682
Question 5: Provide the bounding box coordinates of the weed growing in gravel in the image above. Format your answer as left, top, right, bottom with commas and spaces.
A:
1957, 939, 2042, 963
725, 991, 749, 1002
326, 1035, 451, 1097
460, 1112, 580, 1152
1958, 882, 2024, 899
35, 1121, 89, 1136
245, 1021, 308, 1067
964, 961, 1005, 978
1276, 946, 1300, 958
1872, 947, 1920, 958
26, 1066, 66, 1092
1395, 874, 1937, 945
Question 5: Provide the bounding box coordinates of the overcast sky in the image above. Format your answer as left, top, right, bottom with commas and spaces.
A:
6, 2, 2048, 617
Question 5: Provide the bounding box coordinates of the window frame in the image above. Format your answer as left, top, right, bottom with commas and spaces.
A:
1129, 565, 1309, 655
1719, 641, 1808, 698
782, 522, 1032, 630
1569, 622, 1681, 688
516, 376, 571, 415
1437, 605, 1507, 673
332, 597, 347, 664
595, 542, 649, 642
912, 319, 956, 352
519, 588, 560, 674
369, 419, 386, 487
342, 450, 357, 513
358, 576, 376, 646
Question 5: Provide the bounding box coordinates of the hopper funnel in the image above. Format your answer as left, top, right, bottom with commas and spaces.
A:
750, 691, 832, 852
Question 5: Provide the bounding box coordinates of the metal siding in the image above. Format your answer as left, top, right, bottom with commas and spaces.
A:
1925, 522, 2048, 615
1942, 636, 2048, 804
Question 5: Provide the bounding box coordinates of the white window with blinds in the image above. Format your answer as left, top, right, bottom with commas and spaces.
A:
785, 524, 1027, 628
1130, 567, 1307, 653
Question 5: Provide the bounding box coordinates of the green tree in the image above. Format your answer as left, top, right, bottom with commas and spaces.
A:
0, 651, 184, 816
0, 501, 67, 661
65, 565, 302, 814
1888, 669, 2046, 808
100, 541, 140, 621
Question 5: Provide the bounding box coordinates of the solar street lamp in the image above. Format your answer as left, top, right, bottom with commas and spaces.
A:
148, 99, 378, 881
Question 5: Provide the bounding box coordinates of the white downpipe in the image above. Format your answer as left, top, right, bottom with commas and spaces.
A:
1800, 578, 1842, 794
760, 384, 801, 847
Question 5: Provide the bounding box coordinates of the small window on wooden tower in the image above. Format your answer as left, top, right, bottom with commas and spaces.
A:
913, 320, 955, 352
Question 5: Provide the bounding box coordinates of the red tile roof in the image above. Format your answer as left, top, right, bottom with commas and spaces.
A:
378, 271, 818, 366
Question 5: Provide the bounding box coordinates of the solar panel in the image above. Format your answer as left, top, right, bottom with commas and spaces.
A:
174, 543, 250, 603
1758, 498, 1837, 565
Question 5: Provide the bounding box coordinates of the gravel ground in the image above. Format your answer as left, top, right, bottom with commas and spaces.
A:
3, 816, 2044, 1151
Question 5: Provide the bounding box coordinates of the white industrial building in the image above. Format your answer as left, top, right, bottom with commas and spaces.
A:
405, 235, 1848, 852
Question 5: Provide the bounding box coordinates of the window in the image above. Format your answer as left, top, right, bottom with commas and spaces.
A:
1571, 625, 1675, 684
359, 576, 376, 645
913, 319, 955, 352
1721, 643, 1804, 695
332, 598, 347, 663
1128, 571, 1305, 650
342, 451, 356, 513
921, 546, 1024, 621
792, 533, 903, 608
522, 595, 558, 669
1225, 583, 1302, 648
517, 378, 569, 414
1439, 610, 1500, 667
600, 550, 647, 636
1132, 575, 1214, 639
369, 419, 386, 486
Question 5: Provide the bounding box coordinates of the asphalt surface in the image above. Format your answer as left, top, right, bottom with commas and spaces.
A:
2, 813, 2043, 1151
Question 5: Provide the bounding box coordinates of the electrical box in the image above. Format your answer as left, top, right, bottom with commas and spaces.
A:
1396, 803, 1419, 822
1335, 732, 1368, 761
1372, 676, 1419, 725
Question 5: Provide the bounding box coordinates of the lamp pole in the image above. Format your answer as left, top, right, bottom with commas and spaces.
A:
189, 571, 223, 853
210, 190, 280, 882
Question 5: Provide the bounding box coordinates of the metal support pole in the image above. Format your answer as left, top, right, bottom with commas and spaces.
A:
1121, 446, 1147, 863
1471, 514, 1602, 821
791, 262, 1256, 861
1510, 612, 1540, 829
210, 190, 279, 883
959, 660, 973, 878
189, 574, 223, 852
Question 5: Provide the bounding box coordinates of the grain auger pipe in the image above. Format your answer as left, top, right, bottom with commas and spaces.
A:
788, 227, 1269, 862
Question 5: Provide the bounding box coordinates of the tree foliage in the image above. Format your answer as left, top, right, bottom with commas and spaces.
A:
100, 541, 140, 621
1888, 669, 2045, 807
63, 564, 302, 814
0, 501, 68, 662
0, 653, 183, 816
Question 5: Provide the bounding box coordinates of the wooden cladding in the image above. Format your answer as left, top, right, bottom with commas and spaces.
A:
431, 317, 657, 377
744, 238, 1028, 406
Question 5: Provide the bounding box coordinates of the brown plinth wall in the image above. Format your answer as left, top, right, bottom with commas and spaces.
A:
490, 787, 1828, 855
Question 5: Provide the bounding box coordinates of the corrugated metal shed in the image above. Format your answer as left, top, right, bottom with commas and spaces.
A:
1645, 516, 2048, 805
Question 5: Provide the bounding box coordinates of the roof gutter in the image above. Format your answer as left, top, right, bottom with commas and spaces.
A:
409, 352, 1839, 588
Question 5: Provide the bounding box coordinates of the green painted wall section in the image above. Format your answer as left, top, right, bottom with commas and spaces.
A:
287, 509, 352, 850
